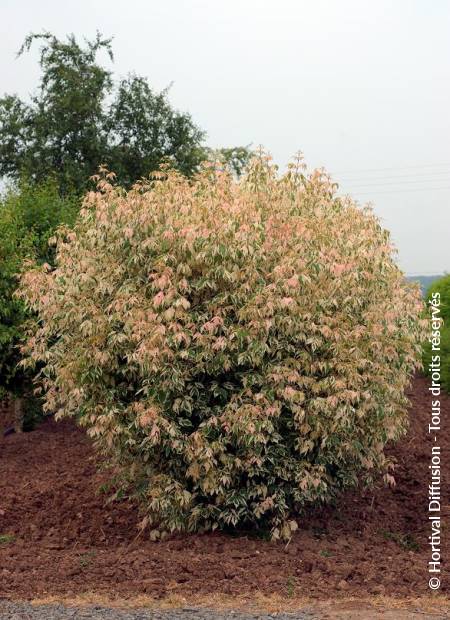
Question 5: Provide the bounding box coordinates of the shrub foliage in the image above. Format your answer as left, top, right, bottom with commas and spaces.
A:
19, 154, 425, 538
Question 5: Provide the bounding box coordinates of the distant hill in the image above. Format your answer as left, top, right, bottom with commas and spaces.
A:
406, 274, 444, 296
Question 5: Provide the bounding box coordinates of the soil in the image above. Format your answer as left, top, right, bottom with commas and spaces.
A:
0, 375, 448, 610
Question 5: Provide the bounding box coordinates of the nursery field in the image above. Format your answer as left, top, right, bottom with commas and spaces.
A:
0, 375, 448, 618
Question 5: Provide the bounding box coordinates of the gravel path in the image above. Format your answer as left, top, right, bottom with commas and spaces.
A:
1, 601, 449, 620
0, 601, 316, 620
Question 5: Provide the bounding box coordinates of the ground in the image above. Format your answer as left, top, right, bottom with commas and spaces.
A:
0, 376, 448, 619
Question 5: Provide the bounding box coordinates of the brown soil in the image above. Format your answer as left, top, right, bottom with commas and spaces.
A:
0, 375, 448, 605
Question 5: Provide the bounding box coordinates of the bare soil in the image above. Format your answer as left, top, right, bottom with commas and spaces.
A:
0, 376, 448, 609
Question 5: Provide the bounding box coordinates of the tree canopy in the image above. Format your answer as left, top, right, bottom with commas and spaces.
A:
0, 32, 250, 193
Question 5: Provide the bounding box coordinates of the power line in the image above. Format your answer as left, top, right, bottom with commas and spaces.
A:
337, 170, 450, 183
331, 162, 450, 175
342, 176, 450, 189
338, 186, 450, 196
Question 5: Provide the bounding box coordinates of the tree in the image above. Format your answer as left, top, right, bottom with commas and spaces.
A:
0, 33, 113, 194
0, 179, 77, 405
106, 75, 205, 186
0, 32, 206, 193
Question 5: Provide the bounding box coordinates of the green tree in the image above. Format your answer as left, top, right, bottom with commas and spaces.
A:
0, 32, 206, 193
106, 75, 205, 186
0, 33, 113, 194
0, 179, 77, 403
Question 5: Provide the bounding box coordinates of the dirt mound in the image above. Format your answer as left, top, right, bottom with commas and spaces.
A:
0, 376, 448, 602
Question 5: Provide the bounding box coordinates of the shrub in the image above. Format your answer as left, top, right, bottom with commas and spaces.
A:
0, 200, 31, 400
0, 178, 78, 403
19, 155, 426, 538
423, 274, 450, 392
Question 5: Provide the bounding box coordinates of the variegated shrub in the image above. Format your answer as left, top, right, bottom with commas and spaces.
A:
19, 153, 426, 539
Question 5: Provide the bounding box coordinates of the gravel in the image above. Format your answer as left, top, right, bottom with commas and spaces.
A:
1, 601, 449, 619
0, 601, 317, 620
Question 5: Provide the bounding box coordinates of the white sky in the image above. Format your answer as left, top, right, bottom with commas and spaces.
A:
1, 0, 449, 274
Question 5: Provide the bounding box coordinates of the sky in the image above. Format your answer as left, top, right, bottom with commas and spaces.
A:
1, 0, 449, 275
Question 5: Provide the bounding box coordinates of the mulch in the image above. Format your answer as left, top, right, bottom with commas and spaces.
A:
0, 375, 448, 602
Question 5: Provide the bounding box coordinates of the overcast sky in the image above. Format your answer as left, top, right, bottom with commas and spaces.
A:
1, 0, 449, 274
